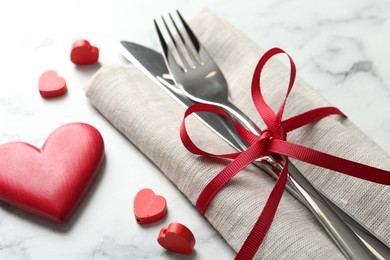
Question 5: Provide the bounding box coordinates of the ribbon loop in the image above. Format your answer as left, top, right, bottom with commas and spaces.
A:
251, 48, 296, 140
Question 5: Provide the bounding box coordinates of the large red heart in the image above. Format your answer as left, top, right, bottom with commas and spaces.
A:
0, 123, 104, 222
70, 39, 99, 65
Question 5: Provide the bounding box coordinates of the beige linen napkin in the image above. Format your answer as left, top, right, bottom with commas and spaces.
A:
85, 9, 390, 259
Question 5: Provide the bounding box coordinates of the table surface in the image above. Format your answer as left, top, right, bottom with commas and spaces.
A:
0, 0, 389, 259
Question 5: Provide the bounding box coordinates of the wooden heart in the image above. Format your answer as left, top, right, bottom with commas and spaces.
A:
70, 39, 99, 65
158, 223, 196, 254
38, 70, 67, 98
133, 188, 167, 224
0, 123, 104, 222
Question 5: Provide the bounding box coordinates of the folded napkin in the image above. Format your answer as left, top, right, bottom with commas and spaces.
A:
85, 9, 390, 259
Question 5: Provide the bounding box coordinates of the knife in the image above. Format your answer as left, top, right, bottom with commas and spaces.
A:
119, 40, 390, 258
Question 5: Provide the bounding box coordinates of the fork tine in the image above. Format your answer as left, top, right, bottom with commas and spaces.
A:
168, 13, 200, 67
161, 15, 192, 71
154, 19, 184, 74
154, 19, 168, 59
176, 10, 202, 63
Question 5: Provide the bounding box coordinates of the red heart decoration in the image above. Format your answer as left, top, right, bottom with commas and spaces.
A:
70, 39, 99, 65
158, 223, 196, 254
133, 188, 167, 224
0, 123, 104, 222
38, 70, 67, 98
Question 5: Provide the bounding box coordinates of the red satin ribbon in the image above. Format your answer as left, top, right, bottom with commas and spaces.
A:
180, 48, 390, 259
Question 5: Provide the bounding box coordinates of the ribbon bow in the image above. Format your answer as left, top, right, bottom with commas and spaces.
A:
180, 48, 390, 259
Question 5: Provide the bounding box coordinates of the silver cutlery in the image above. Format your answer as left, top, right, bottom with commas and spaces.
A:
120, 40, 390, 260
153, 10, 384, 259
119, 41, 390, 259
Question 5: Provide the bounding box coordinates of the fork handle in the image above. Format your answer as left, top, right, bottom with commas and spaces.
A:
221, 100, 386, 259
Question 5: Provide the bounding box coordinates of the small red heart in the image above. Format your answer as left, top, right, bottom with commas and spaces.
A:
158, 223, 196, 254
38, 70, 67, 98
70, 39, 99, 65
0, 123, 104, 222
133, 188, 167, 224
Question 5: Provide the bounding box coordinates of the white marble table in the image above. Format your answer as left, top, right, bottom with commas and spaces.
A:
0, 0, 389, 259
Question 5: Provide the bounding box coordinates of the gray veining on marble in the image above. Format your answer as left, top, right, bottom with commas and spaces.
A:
0, 0, 389, 259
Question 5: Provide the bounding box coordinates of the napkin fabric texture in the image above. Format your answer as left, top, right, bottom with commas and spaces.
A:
85, 9, 390, 259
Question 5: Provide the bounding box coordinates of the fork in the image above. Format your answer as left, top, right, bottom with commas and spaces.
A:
154, 10, 387, 259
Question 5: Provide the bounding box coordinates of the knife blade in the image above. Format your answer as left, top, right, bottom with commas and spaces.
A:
119, 40, 390, 258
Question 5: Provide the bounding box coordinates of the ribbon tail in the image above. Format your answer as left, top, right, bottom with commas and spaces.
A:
269, 139, 390, 184
196, 139, 269, 214
236, 163, 289, 260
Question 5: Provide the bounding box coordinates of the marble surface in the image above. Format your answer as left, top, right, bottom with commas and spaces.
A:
0, 0, 389, 259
